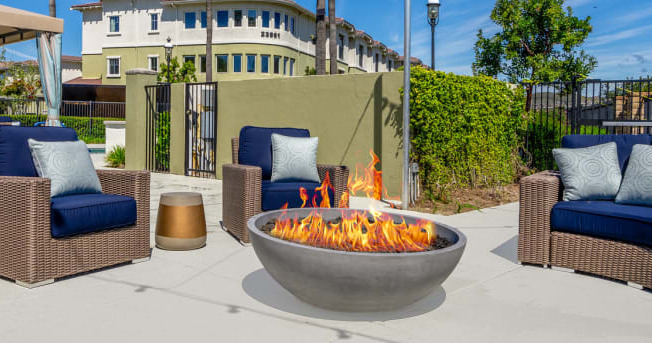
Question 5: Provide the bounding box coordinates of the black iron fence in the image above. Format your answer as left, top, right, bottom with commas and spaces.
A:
525, 78, 652, 170
145, 84, 171, 173
0, 97, 125, 118
185, 82, 218, 178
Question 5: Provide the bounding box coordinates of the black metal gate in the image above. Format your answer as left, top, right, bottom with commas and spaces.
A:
185, 82, 218, 178
525, 78, 652, 170
145, 83, 171, 173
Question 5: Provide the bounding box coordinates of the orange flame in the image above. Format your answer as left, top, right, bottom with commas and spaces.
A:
270, 209, 436, 253
270, 151, 431, 253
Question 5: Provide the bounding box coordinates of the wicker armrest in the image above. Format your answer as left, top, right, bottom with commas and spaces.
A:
518, 170, 563, 266
96, 169, 151, 233
317, 164, 350, 208
222, 164, 262, 243
0, 176, 51, 282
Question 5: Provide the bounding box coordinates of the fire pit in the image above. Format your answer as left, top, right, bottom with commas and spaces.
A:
247, 208, 466, 312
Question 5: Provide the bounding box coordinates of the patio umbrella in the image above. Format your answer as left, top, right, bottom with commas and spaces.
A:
36, 32, 62, 126
0, 4, 64, 126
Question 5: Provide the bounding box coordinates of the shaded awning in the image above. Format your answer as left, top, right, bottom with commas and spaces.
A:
0, 5, 64, 46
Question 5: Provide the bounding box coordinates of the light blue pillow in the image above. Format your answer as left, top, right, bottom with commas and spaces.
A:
271, 133, 320, 183
553, 142, 621, 201
615, 144, 652, 206
28, 139, 102, 197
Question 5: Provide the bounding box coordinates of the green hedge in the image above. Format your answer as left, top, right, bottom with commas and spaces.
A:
155, 112, 170, 171
405, 67, 527, 193
3, 114, 113, 144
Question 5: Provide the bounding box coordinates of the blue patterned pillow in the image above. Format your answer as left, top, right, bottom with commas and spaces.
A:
553, 142, 622, 201
615, 144, 652, 206
271, 134, 320, 183
28, 139, 102, 197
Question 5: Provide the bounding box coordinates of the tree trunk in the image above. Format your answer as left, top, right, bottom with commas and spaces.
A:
49, 0, 56, 17
205, 0, 213, 82
328, 0, 337, 75
315, 0, 327, 75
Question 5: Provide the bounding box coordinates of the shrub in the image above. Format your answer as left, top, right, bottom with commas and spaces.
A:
404, 67, 527, 194
155, 111, 170, 171
105, 145, 125, 168
3, 114, 112, 144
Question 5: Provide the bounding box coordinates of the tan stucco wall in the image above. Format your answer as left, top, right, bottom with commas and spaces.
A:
215, 72, 405, 195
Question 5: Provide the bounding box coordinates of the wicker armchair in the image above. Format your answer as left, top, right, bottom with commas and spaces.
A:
223, 137, 349, 243
0, 169, 151, 288
519, 170, 652, 289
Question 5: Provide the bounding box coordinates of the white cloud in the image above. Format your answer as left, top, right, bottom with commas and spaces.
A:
614, 5, 652, 23
3, 47, 35, 61
586, 25, 652, 47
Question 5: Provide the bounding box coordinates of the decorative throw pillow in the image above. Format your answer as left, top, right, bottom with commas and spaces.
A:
615, 144, 652, 206
271, 133, 320, 183
552, 142, 621, 201
28, 139, 103, 197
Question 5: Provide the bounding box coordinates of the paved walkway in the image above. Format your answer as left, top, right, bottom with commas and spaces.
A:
1, 171, 651, 343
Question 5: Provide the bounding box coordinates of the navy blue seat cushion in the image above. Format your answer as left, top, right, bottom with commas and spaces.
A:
262, 180, 335, 211
0, 126, 78, 177
0, 116, 12, 122
238, 126, 311, 180
562, 134, 652, 171
51, 194, 137, 238
551, 200, 652, 248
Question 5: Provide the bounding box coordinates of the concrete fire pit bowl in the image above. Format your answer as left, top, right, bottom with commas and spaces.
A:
247, 208, 467, 312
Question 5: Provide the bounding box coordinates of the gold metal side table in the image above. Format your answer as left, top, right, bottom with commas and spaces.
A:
155, 192, 207, 250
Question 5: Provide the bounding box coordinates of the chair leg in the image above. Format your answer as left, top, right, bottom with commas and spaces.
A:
627, 282, 644, 290
132, 257, 151, 264
16, 279, 55, 289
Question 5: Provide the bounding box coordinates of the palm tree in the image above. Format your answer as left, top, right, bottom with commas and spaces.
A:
315, 0, 326, 75
205, 0, 213, 82
328, 0, 337, 75
49, 0, 56, 17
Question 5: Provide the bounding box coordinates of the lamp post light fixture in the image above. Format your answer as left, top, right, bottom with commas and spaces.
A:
427, 0, 440, 70
164, 36, 174, 82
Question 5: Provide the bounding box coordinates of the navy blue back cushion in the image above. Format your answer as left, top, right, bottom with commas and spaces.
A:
238, 126, 310, 180
0, 126, 78, 177
561, 134, 652, 171
0, 116, 12, 123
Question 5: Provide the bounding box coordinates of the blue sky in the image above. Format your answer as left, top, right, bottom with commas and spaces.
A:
2, 0, 651, 79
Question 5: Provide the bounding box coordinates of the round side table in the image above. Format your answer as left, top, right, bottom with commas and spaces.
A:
155, 192, 207, 250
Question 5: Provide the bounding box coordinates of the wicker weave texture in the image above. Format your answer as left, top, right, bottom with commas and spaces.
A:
0, 170, 151, 285
518, 171, 561, 265
222, 137, 350, 243
551, 232, 652, 289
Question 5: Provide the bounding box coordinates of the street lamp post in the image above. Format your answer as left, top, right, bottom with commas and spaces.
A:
164, 37, 174, 83
427, 0, 440, 70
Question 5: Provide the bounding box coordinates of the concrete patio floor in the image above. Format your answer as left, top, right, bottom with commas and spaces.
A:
1, 172, 651, 343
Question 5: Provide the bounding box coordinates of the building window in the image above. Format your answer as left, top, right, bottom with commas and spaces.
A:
246, 55, 256, 73
109, 16, 120, 33
199, 55, 206, 73
284, 14, 289, 31
291, 17, 295, 35
290, 58, 295, 76
184, 12, 196, 29
201, 11, 207, 28
148, 56, 158, 72
375, 54, 379, 72
233, 54, 242, 72
150, 13, 159, 31
338, 34, 344, 59
217, 10, 229, 27
262, 11, 270, 28
234, 10, 243, 27
274, 12, 281, 29
215, 55, 228, 73
358, 45, 364, 67
283, 57, 288, 75
107, 57, 120, 77
273, 56, 281, 74
248, 10, 257, 27
183, 55, 196, 67
261, 55, 270, 73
